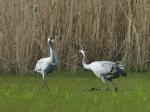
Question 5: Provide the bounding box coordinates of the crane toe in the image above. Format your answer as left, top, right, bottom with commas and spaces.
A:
88, 87, 97, 91
100, 87, 109, 92
87, 87, 109, 92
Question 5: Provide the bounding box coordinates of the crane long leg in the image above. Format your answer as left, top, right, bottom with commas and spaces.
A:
42, 73, 49, 89
42, 79, 45, 89
109, 80, 118, 91
88, 77, 108, 92
100, 77, 109, 91
42, 77, 49, 90
44, 77, 49, 90
42, 74, 45, 89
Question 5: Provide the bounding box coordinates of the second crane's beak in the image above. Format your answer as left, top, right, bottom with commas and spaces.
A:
79, 49, 86, 54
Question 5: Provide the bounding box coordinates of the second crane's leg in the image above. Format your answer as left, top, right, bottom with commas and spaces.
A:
45, 77, 49, 90
88, 77, 108, 91
42, 74, 45, 89
100, 77, 109, 91
110, 80, 118, 91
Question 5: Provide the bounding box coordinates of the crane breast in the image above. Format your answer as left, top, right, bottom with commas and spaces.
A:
34, 57, 51, 71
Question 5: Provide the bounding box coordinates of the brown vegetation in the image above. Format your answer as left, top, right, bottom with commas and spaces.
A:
0, 0, 150, 73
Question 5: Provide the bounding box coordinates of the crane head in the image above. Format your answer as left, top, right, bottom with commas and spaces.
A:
79, 49, 85, 54
48, 37, 55, 45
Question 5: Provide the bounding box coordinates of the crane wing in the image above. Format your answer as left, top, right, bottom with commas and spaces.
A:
90, 61, 115, 75
34, 57, 51, 71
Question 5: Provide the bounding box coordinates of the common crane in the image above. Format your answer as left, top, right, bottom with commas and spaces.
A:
79, 49, 127, 91
34, 37, 58, 89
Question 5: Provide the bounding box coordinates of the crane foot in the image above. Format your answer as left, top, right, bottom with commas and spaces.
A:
88, 87, 109, 92
100, 87, 109, 92
88, 88, 97, 91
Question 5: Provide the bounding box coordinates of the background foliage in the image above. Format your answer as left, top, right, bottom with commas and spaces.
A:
0, 0, 150, 73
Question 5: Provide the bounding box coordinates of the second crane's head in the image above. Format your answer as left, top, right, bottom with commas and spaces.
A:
48, 37, 55, 46
79, 49, 85, 55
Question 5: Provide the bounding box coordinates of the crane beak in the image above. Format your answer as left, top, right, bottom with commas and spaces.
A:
79, 49, 86, 54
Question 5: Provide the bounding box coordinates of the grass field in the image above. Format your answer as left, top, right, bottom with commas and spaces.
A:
0, 71, 150, 112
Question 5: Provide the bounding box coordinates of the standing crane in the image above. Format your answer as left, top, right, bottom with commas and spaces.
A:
34, 37, 58, 89
79, 49, 127, 91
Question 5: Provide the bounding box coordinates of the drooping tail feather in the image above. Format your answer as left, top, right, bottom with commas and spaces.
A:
115, 63, 127, 77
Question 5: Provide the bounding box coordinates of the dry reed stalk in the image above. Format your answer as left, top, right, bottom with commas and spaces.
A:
0, 0, 149, 73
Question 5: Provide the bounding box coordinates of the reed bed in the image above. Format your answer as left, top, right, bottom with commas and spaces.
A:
0, 0, 149, 73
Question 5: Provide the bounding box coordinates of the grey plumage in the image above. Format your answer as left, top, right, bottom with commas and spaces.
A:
34, 37, 58, 89
79, 49, 127, 91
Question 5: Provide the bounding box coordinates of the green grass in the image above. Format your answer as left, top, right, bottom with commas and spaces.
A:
0, 71, 150, 112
